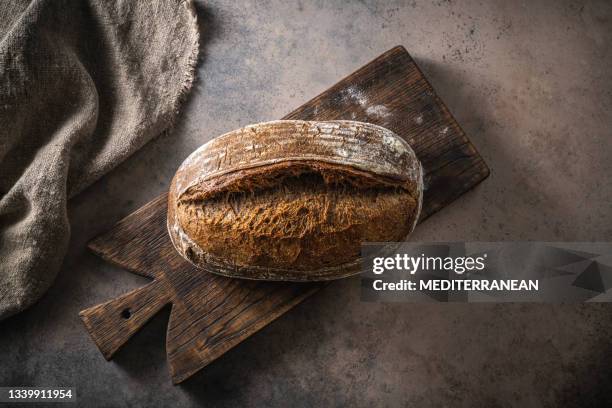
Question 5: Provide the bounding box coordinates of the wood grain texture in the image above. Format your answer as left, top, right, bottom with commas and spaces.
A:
80, 46, 489, 384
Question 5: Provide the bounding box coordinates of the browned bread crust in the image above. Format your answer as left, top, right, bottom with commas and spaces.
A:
167, 120, 423, 281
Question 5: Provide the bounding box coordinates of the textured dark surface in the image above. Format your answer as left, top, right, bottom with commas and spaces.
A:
2, 0, 612, 406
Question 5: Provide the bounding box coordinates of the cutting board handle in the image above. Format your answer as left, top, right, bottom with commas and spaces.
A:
79, 279, 170, 360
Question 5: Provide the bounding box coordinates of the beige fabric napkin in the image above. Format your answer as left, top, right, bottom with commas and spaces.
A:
0, 0, 199, 319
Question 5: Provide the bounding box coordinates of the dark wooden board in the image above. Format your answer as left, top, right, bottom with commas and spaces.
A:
80, 46, 489, 384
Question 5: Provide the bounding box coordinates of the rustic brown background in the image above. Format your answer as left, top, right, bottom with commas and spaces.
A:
2, 1, 612, 407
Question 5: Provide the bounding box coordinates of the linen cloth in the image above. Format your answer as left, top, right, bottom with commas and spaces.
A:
0, 0, 199, 319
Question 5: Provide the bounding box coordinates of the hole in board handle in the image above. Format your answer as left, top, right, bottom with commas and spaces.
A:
121, 308, 132, 319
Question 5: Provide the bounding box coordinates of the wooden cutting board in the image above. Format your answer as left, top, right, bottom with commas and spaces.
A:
79, 46, 489, 384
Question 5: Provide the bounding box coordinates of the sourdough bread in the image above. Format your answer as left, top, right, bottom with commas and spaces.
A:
167, 120, 423, 281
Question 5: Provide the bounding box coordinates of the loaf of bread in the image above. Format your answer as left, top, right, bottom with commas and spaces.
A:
167, 120, 423, 281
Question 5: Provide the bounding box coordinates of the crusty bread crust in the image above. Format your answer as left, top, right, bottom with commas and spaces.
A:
168, 120, 423, 281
